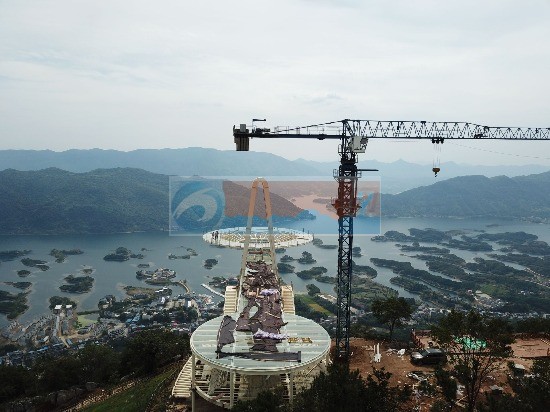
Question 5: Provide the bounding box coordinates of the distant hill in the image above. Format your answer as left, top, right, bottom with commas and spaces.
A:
295, 158, 550, 194
382, 172, 550, 221
1, 148, 547, 194
0, 148, 317, 177
0, 168, 311, 235
0, 168, 169, 234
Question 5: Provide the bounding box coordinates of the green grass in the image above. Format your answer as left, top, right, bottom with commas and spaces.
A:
296, 294, 331, 315
78, 315, 96, 327
81, 369, 174, 412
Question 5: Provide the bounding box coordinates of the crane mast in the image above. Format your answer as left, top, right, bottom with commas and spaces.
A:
233, 118, 550, 361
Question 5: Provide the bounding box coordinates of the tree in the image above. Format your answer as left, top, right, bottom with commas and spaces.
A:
120, 329, 190, 375
482, 357, 550, 412
292, 363, 408, 412
431, 310, 513, 412
231, 387, 286, 412
371, 296, 412, 340
434, 366, 457, 410
306, 283, 321, 296
76, 344, 120, 384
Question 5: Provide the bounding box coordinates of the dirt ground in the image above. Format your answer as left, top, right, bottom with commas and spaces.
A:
346, 336, 548, 409
347, 338, 440, 386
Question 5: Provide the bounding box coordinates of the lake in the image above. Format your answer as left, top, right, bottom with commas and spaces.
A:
1, 217, 548, 328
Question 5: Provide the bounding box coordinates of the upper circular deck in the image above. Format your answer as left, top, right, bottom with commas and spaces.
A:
190, 313, 330, 374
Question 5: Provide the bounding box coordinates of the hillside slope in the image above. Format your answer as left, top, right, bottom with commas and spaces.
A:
382, 172, 550, 220
0, 168, 310, 234
0, 168, 169, 234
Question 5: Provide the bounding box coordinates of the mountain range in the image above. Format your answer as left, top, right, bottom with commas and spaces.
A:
382, 172, 550, 221
1, 167, 549, 234
1, 148, 548, 194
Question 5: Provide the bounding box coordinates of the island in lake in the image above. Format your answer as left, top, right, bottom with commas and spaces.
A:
21, 258, 49, 271
50, 248, 84, 263
136, 268, 176, 285
4, 282, 32, 290
0, 250, 31, 261
0, 290, 29, 319
59, 275, 94, 293
104, 246, 143, 261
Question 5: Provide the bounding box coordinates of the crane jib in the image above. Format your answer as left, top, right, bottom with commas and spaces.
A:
232, 118, 550, 360
234, 120, 550, 143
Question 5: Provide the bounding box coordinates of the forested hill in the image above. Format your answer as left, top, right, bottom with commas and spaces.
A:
0, 168, 169, 234
382, 172, 550, 220
0, 168, 309, 235
2, 168, 549, 234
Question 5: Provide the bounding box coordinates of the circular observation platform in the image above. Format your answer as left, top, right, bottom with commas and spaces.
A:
203, 227, 313, 249
190, 313, 330, 374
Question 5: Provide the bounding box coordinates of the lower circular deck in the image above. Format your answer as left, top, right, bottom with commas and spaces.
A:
190, 313, 330, 374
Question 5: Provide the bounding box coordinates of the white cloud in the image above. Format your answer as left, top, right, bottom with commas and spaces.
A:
0, 0, 549, 166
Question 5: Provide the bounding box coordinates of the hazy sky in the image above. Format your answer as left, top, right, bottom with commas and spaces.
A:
1, 0, 549, 165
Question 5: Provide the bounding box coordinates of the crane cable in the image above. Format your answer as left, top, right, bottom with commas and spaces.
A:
445, 141, 550, 161
432, 140, 442, 177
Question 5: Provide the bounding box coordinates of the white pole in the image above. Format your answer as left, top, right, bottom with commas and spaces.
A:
191, 354, 196, 412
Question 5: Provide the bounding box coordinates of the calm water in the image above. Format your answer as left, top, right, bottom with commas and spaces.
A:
1, 217, 548, 328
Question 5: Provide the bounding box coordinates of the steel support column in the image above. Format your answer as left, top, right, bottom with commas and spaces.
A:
333, 137, 359, 361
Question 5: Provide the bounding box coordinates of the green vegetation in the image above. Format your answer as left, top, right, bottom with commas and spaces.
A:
0, 290, 29, 319
4, 281, 32, 290
0, 168, 169, 234
104, 247, 132, 261
59, 275, 94, 293
442, 236, 493, 252
0, 330, 190, 409
168, 253, 190, 259
233, 363, 411, 412
297, 251, 316, 264
372, 230, 414, 242
488, 252, 550, 275
50, 248, 83, 263
81, 367, 177, 412
398, 242, 449, 254
316, 275, 336, 284
382, 172, 550, 221
370, 258, 474, 292
352, 278, 397, 310
296, 266, 327, 280
312, 238, 338, 249
371, 296, 413, 340
277, 262, 295, 273
21, 258, 49, 271
294, 294, 334, 320
49, 296, 78, 310
306, 283, 321, 296
0, 250, 31, 261
432, 310, 513, 412
483, 358, 550, 412
351, 261, 377, 278
16, 269, 31, 277
204, 258, 218, 269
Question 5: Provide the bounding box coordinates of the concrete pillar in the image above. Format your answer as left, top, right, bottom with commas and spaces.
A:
230, 370, 235, 409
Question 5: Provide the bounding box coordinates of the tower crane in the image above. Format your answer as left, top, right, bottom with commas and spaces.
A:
233, 119, 550, 360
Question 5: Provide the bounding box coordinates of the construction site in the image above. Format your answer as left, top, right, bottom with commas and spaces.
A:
170, 119, 550, 411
